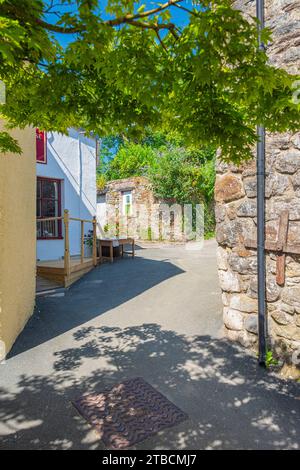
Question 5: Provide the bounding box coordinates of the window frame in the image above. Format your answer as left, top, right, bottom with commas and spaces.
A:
36, 129, 47, 164
37, 176, 63, 240
122, 190, 133, 216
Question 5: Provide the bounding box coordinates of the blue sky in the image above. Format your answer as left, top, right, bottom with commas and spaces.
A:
45, 1, 200, 48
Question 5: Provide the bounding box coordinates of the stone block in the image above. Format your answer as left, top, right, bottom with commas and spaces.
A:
226, 202, 239, 220
291, 134, 300, 150
244, 315, 258, 334
223, 308, 244, 331
292, 170, 300, 190
229, 294, 258, 313
215, 220, 240, 247
265, 172, 290, 198
271, 310, 294, 326
281, 302, 295, 314
228, 252, 257, 275
215, 174, 245, 203
272, 323, 300, 342
286, 260, 300, 278
237, 200, 257, 217
266, 278, 282, 302
216, 246, 229, 271
218, 269, 240, 292
249, 276, 281, 302
267, 199, 300, 222
222, 293, 230, 307
226, 328, 256, 348
275, 151, 300, 174
215, 203, 226, 223
244, 177, 256, 198
281, 286, 300, 307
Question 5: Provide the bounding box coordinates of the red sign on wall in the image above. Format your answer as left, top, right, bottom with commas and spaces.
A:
36, 128, 47, 164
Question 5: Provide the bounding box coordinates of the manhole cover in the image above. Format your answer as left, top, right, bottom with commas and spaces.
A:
73, 377, 188, 449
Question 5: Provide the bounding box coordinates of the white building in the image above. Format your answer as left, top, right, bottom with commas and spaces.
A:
36, 128, 97, 261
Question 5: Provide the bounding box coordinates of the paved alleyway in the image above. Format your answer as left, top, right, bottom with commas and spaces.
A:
0, 240, 299, 450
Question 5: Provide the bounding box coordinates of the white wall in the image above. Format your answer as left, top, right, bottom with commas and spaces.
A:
96, 194, 107, 237
36, 129, 97, 260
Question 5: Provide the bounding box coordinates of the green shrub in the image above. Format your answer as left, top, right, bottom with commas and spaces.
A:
98, 132, 216, 235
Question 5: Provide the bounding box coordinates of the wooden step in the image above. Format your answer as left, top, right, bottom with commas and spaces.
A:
37, 259, 96, 288
70, 259, 94, 274
36, 275, 65, 295
64, 265, 95, 287
36, 269, 65, 286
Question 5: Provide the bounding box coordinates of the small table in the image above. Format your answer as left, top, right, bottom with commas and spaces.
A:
98, 238, 135, 263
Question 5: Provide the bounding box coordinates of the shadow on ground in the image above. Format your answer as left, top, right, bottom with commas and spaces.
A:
9, 256, 184, 357
1, 324, 299, 450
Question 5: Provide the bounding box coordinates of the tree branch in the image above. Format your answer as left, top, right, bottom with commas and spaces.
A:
43, 1, 65, 14
126, 19, 178, 34
172, 3, 201, 18
35, 17, 80, 33
36, 0, 185, 35
106, 0, 184, 26
155, 31, 168, 53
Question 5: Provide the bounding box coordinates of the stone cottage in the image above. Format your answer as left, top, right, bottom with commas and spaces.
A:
97, 176, 187, 242
216, 0, 300, 370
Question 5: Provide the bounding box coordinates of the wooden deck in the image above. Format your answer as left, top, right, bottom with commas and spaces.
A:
36, 275, 63, 295
37, 256, 97, 288
36, 210, 98, 288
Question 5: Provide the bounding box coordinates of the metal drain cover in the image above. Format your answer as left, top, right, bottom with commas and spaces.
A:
73, 377, 188, 449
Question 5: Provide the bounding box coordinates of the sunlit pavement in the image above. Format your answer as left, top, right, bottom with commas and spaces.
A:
0, 240, 299, 450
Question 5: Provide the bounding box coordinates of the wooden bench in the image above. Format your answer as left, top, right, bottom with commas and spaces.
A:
98, 238, 135, 263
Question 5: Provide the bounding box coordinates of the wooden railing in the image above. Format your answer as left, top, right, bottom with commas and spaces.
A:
37, 216, 63, 239
37, 210, 97, 275
65, 210, 97, 275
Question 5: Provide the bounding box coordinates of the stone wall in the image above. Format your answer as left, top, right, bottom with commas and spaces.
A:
101, 176, 154, 240
98, 176, 187, 242
215, 0, 300, 367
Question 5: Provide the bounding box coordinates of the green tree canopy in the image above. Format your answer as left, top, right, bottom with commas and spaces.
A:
148, 145, 216, 236
97, 131, 216, 234
0, 0, 299, 160
98, 133, 215, 204
148, 147, 216, 204
104, 142, 157, 180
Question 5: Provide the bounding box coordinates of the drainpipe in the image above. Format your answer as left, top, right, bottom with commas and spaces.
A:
256, 0, 267, 366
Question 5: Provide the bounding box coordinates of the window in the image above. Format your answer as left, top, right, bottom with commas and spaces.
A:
122, 191, 132, 216
36, 129, 47, 164
37, 177, 62, 239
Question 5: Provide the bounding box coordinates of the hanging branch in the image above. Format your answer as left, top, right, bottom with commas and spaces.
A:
9, 0, 186, 35
155, 30, 168, 53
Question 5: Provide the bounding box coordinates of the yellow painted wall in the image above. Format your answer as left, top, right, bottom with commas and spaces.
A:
0, 125, 36, 358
